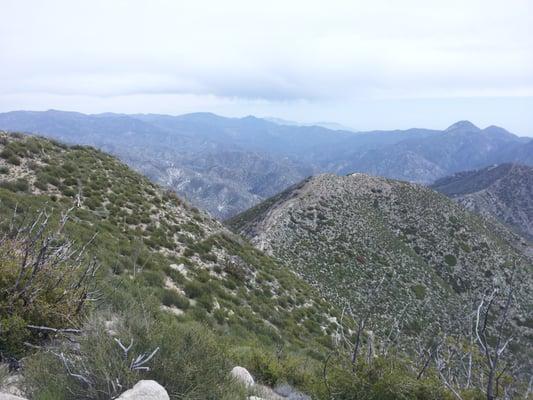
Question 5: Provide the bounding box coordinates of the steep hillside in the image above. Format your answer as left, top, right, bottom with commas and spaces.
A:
431, 164, 533, 240
229, 173, 533, 358
1, 111, 531, 218
0, 131, 342, 356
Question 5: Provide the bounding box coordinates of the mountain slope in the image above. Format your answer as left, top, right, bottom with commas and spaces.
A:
229, 173, 532, 357
432, 163, 533, 240
0, 111, 531, 218
0, 131, 341, 354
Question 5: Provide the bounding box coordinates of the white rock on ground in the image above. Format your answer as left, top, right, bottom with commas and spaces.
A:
252, 384, 285, 400
230, 366, 255, 387
117, 380, 169, 400
0, 393, 28, 400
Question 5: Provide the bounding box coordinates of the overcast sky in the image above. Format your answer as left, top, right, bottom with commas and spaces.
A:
1, 0, 532, 135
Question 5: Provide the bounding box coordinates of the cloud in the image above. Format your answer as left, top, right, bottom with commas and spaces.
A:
1, 0, 532, 101
0, 0, 532, 135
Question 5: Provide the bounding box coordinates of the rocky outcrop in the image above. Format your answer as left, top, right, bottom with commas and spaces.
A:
117, 380, 169, 400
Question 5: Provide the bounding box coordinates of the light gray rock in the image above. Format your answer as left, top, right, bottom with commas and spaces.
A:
230, 366, 254, 387
117, 380, 169, 400
274, 383, 311, 400
0, 393, 28, 400
253, 384, 285, 400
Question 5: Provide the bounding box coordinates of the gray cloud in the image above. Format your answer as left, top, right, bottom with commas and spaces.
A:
0, 0, 532, 133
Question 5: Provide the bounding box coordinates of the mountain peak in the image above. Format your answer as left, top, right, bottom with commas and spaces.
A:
445, 120, 480, 133
482, 125, 515, 137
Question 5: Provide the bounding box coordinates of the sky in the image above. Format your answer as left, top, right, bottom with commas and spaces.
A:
1, 0, 532, 135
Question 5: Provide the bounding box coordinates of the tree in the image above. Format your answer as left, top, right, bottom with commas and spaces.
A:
475, 287, 514, 400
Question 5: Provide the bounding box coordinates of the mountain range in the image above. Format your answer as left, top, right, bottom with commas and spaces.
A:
0, 110, 531, 219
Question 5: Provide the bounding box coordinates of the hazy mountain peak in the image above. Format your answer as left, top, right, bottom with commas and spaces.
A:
482, 125, 514, 137
445, 120, 480, 132
176, 112, 225, 121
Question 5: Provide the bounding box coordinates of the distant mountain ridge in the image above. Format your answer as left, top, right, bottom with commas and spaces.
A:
265, 116, 359, 132
432, 163, 533, 240
0, 110, 531, 218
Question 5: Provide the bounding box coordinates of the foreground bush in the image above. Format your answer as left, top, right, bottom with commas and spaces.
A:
23, 305, 246, 400
0, 212, 97, 357
322, 357, 446, 400
232, 344, 451, 400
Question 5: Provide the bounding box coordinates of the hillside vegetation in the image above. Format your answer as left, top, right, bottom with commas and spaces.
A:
0, 132, 335, 398
432, 163, 533, 240
230, 173, 533, 395
0, 132, 464, 399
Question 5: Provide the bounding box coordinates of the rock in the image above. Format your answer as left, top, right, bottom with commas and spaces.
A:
274, 383, 311, 400
230, 366, 254, 387
288, 393, 311, 400
0, 393, 28, 400
253, 384, 285, 400
248, 397, 264, 400
0, 374, 24, 397
117, 380, 169, 400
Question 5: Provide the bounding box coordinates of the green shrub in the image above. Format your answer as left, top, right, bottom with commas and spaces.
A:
444, 254, 457, 266
24, 312, 246, 400
0, 148, 15, 160
411, 284, 427, 300
163, 266, 185, 284
0, 178, 29, 192
34, 180, 48, 191
197, 293, 214, 312
6, 155, 21, 165
321, 357, 445, 400
62, 187, 76, 197
0, 229, 96, 356
161, 289, 190, 309
184, 281, 204, 298
140, 270, 165, 287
